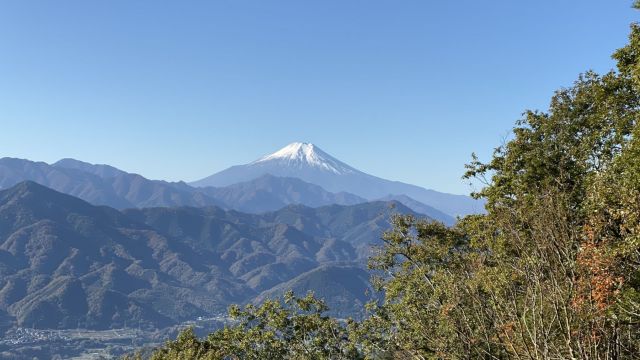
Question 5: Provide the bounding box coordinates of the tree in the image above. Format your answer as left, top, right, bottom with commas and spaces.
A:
142, 291, 361, 360
360, 21, 640, 360
139, 11, 640, 360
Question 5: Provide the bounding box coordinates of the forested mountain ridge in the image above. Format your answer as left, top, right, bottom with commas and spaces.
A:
0, 181, 416, 332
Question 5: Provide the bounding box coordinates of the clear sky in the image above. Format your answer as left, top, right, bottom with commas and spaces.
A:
0, 1, 637, 194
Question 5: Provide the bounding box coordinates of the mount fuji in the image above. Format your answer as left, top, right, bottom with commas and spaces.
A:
191, 142, 483, 217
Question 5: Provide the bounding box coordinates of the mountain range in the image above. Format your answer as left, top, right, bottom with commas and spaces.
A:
0, 181, 415, 330
192, 142, 482, 217
0, 143, 482, 358
0, 142, 479, 224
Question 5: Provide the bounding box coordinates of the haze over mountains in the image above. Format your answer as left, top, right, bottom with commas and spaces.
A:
192, 142, 481, 217
0, 142, 481, 223
0, 158, 362, 214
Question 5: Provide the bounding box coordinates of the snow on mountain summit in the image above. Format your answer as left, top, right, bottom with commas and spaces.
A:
251, 142, 355, 174
190, 141, 484, 217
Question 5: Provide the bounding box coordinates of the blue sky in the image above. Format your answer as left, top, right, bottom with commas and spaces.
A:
0, 1, 637, 194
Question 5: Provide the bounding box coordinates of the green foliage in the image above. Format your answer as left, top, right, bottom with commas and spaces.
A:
145, 291, 360, 360
140, 16, 640, 360
361, 215, 507, 358
360, 21, 640, 359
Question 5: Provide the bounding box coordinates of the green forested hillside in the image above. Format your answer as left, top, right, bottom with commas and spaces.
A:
140, 19, 640, 360
0, 180, 412, 334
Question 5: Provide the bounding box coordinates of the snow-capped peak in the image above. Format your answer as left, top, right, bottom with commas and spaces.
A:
257, 142, 319, 162
251, 142, 356, 174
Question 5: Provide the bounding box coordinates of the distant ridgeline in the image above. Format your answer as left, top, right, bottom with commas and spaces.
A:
0, 142, 483, 225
